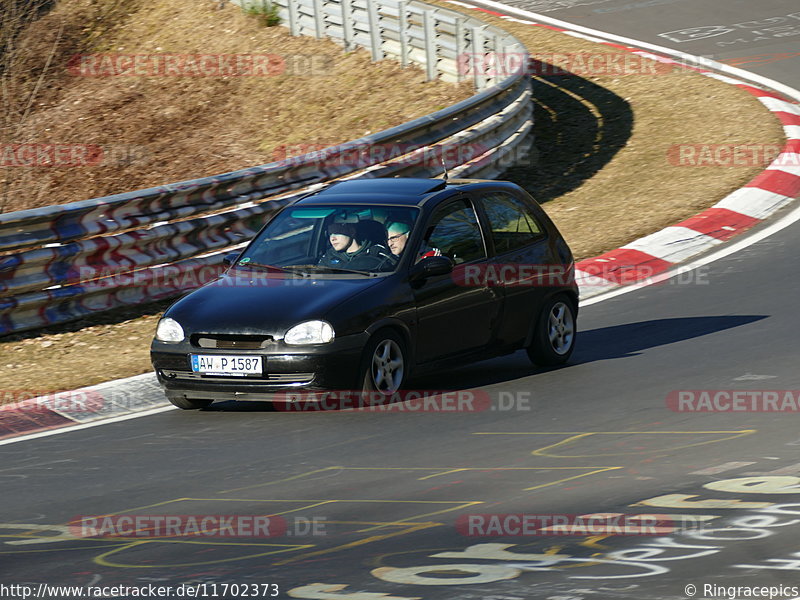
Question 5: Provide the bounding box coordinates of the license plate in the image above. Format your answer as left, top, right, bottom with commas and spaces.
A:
190, 355, 262, 376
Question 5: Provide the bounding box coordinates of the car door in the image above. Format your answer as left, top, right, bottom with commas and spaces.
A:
475, 189, 556, 349
411, 197, 501, 363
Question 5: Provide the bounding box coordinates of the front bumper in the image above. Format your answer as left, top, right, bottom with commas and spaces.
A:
151, 332, 369, 402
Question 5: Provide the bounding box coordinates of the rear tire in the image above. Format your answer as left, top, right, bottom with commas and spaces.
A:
527, 295, 577, 366
167, 396, 213, 410
360, 330, 407, 400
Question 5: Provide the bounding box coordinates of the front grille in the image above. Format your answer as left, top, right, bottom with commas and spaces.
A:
193, 335, 273, 349
160, 369, 314, 385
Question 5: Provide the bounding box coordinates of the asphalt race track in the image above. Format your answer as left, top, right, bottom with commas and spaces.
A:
3, 2, 800, 599
498, 0, 800, 89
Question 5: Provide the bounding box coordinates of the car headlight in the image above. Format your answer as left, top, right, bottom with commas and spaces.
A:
284, 320, 335, 345
155, 318, 185, 343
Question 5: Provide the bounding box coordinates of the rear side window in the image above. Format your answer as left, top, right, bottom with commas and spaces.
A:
481, 191, 544, 254
423, 199, 486, 264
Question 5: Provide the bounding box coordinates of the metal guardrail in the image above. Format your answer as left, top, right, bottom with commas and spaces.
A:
0, 0, 532, 335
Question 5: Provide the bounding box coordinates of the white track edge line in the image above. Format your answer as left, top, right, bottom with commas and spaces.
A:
0, 405, 176, 447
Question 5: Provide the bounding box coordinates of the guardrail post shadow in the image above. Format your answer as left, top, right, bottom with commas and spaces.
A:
423, 9, 437, 81
368, 0, 383, 62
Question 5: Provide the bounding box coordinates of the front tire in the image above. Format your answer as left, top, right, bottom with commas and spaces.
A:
360, 330, 407, 397
527, 295, 576, 366
167, 396, 213, 410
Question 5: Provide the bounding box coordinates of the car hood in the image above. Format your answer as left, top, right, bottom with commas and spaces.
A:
165, 269, 384, 336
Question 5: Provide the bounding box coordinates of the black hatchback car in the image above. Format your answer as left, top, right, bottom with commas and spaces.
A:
151, 178, 578, 409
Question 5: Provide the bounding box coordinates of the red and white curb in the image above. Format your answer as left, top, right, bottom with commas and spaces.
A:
449, 0, 800, 299
0, 373, 168, 445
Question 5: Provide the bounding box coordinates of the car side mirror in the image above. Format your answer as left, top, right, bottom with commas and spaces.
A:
222, 252, 241, 267
409, 256, 454, 282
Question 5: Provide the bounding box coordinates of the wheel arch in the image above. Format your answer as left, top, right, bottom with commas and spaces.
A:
524, 290, 578, 349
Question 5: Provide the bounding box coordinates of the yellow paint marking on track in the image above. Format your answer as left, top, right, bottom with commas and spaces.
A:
417, 469, 469, 480
0, 541, 133, 553
183, 498, 483, 504
309, 520, 434, 526
473, 430, 757, 457
99, 498, 195, 517
578, 535, 612, 549
273, 522, 439, 566
415, 466, 620, 480
355, 502, 483, 533
220, 466, 343, 494
94, 540, 312, 569
163, 498, 338, 515
269, 501, 337, 516
523, 467, 623, 491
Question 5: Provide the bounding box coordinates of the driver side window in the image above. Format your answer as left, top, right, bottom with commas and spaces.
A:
421, 199, 486, 264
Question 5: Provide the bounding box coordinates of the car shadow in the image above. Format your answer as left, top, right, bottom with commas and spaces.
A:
572, 315, 768, 363
201, 315, 767, 411
500, 63, 634, 203
409, 315, 768, 390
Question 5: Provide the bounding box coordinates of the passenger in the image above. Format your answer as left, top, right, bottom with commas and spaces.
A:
319, 222, 395, 271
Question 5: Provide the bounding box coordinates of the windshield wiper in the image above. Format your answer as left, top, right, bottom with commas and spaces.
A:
231, 262, 289, 272
284, 265, 377, 276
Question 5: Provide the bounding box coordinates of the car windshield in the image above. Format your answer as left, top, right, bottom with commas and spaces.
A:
237, 204, 420, 275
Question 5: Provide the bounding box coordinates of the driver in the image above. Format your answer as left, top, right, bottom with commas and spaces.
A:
319, 222, 395, 271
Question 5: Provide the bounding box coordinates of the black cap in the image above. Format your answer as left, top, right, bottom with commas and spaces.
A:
328, 222, 357, 238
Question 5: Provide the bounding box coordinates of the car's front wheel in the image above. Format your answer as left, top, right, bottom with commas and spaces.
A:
167, 396, 213, 410
527, 295, 576, 366
360, 330, 407, 397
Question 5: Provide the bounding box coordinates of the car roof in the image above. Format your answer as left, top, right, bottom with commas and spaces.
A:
297, 177, 517, 207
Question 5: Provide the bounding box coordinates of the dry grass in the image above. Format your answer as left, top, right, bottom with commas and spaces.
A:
0, 0, 787, 397
0, 0, 472, 212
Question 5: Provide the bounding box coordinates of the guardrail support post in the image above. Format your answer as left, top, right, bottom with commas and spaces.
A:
398, 1, 409, 67
313, 0, 325, 38
368, 0, 382, 61
423, 10, 437, 81
342, 0, 354, 51
287, 0, 300, 35
471, 26, 486, 90
455, 17, 465, 83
